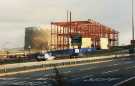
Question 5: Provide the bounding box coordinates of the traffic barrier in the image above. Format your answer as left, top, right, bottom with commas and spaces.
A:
0, 53, 131, 76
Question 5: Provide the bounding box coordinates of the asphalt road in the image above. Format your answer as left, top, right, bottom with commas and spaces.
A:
0, 56, 135, 86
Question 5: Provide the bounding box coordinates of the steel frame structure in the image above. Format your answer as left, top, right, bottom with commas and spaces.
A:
51, 19, 119, 50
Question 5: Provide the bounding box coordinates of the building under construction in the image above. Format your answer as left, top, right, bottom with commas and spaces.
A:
51, 19, 119, 50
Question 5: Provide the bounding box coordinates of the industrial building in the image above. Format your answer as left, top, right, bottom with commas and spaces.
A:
24, 27, 50, 50
24, 27, 35, 50
51, 19, 119, 50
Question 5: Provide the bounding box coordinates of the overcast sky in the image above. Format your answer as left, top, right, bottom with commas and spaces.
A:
0, 0, 134, 49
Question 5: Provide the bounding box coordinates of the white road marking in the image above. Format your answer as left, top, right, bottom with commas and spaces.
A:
0, 78, 18, 80
113, 76, 135, 86
79, 67, 96, 71
83, 77, 120, 82
126, 66, 135, 70
107, 64, 120, 67
35, 78, 48, 80
107, 61, 134, 67
43, 73, 55, 77
113, 63, 119, 66
62, 70, 72, 74
102, 69, 119, 74
124, 61, 134, 64
81, 75, 94, 79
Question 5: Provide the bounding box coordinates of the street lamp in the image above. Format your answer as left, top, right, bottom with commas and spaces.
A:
132, 0, 135, 42
130, 0, 135, 54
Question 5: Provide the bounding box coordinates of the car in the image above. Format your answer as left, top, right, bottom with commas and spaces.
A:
36, 52, 56, 61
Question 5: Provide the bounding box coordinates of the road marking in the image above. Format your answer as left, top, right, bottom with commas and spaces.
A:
107, 63, 120, 67
113, 63, 119, 66
79, 67, 96, 71
107, 61, 134, 67
101, 69, 119, 74
124, 61, 134, 64
43, 73, 55, 77
0, 78, 18, 80
113, 76, 135, 86
71, 77, 81, 81
35, 78, 48, 81
83, 77, 120, 82
63, 70, 72, 74
126, 66, 135, 70
81, 75, 94, 79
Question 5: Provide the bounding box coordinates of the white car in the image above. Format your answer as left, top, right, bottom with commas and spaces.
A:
37, 53, 55, 61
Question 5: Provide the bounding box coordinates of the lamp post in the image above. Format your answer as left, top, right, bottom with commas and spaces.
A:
132, 0, 135, 42
130, 0, 135, 54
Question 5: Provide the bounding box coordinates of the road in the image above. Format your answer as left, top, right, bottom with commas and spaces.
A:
0, 56, 135, 86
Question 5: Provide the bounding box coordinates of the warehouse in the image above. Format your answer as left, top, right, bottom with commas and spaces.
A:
51, 19, 119, 50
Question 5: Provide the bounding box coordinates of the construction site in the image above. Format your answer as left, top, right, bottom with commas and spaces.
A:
51, 19, 119, 50
24, 19, 119, 51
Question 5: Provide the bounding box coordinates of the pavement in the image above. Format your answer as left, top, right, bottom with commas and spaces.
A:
0, 56, 135, 86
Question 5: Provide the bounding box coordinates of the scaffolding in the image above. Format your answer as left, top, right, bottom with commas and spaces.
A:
51, 19, 119, 50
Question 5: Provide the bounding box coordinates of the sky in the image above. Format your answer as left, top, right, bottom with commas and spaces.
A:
0, 0, 134, 49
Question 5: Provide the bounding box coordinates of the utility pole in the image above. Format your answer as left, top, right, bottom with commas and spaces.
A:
67, 10, 70, 49
70, 11, 72, 35
132, 0, 135, 42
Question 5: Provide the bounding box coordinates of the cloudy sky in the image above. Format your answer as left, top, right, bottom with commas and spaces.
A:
0, 0, 134, 49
